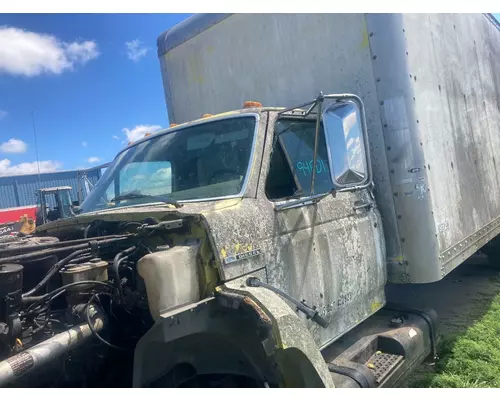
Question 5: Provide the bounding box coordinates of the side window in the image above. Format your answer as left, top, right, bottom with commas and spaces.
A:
265, 119, 332, 201
45, 193, 57, 209
265, 143, 298, 200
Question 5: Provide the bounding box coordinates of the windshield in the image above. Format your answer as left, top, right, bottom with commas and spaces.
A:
80, 115, 257, 213
59, 190, 75, 218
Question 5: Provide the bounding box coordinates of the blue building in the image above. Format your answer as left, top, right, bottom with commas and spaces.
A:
0, 166, 106, 209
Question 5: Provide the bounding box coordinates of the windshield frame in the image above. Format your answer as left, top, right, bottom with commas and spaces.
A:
79, 112, 261, 215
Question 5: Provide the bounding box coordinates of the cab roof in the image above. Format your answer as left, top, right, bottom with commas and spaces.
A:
122, 104, 310, 152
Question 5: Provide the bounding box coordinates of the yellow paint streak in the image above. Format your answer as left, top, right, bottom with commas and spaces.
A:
201, 198, 242, 216
214, 198, 242, 210
220, 248, 227, 259
371, 302, 382, 313
243, 244, 253, 252
360, 25, 369, 49
187, 55, 204, 85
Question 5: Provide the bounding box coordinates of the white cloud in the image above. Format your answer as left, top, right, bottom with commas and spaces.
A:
112, 135, 120, 140
0, 138, 27, 154
125, 39, 148, 62
122, 124, 162, 142
82, 141, 88, 147
0, 159, 61, 176
65, 41, 99, 64
0, 109, 7, 120
0, 26, 99, 77
87, 156, 100, 163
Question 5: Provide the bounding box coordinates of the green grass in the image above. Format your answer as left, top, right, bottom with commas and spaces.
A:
411, 294, 500, 388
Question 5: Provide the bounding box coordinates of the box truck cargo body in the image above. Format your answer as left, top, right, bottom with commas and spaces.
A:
158, 13, 500, 283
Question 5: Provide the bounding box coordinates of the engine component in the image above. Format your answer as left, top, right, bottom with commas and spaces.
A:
137, 245, 200, 321
60, 258, 108, 286
0, 264, 23, 352
59, 259, 109, 305
0, 236, 59, 252
112, 246, 137, 302
0, 264, 23, 311
0, 304, 106, 387
21, 255, 59, 294
0, 236, 129, 266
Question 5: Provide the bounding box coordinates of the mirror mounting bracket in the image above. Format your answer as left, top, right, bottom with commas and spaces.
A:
310, 91, 324, 196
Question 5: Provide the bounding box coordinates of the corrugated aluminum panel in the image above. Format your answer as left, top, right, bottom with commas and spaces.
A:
0, 170, 101, 209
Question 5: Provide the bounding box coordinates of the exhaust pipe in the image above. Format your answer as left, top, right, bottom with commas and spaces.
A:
0, 304, 105, 387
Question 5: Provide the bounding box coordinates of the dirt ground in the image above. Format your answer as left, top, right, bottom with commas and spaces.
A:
385, 253, 500, 386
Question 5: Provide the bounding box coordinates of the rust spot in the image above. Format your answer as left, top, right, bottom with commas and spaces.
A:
243, 297, 271, 324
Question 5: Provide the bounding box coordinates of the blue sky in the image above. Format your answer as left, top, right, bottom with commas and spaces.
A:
0, 13, 192, 176
0, 13, 499, 176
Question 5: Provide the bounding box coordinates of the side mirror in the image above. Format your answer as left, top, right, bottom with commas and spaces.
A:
322, 99, 370, 189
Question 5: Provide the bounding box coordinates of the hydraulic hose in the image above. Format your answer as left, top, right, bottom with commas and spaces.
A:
112, 246, 136, 302
22, 280, 116, 305
22, 248, 91, 297
22, 237, 129, 297
0, 236, 129, 265
0, 235, 128, 257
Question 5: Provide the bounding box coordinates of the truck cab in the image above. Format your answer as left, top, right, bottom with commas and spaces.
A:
35, 186, 78, 226
74, 94, 435, 388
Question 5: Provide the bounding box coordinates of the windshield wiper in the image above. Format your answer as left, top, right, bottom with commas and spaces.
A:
110, 191, 182, 208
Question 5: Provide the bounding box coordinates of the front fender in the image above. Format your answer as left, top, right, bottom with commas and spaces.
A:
224, 277, 334, 388
133, 280, 334, 388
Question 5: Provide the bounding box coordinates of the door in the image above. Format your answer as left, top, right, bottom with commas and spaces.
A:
257, 111, 386, 348
208, 109, 387, 349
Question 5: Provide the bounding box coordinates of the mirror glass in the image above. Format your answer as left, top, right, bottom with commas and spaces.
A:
322, 101, 367, 187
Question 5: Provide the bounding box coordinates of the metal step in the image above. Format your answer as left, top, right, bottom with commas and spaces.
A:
365, 352, 404, 384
